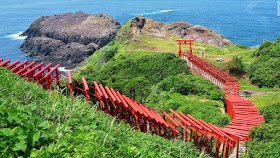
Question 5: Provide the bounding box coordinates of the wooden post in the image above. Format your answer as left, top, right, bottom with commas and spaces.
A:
236, 138, 239, 158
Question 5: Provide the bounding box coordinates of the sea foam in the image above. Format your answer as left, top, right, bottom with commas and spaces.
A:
5, 32, 27, 40
57, 67, 71, 74
136, 10, 175, 16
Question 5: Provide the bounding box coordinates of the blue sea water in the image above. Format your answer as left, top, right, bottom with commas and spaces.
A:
0, 0, 279, 61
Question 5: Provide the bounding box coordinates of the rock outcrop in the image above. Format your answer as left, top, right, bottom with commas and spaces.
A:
21, 12, 120, 69
128, 16, 233, 46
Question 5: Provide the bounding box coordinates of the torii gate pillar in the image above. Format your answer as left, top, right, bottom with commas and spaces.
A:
176, 40, 194, 57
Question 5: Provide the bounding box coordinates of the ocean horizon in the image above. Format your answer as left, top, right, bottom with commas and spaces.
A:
0, 0, 279, 62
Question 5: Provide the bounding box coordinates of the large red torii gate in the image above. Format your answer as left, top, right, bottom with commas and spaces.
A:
177, 39, 194, 57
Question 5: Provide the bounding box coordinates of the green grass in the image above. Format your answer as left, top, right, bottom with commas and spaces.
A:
76, 19, 280, 157
147, 93, 229, 127
250, 92, 280, 110
0, 68, 204, 158
234, 39, 280, 157
144, 73, 228, 127
238, 78, 280, 110
194, 43, 255, 61
77, 50, 188, 102
247, 40, 280, 88
246, 102, 280, 158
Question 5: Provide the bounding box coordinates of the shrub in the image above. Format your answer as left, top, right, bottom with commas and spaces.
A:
155, 73, 224, 101
254, 41, 272, 57
101, 42, 118, 63
148, 93, 229, 127
247, 102, 280, 157
225, 56, 245, 76
92, 53, 188, 101
248, 39, 280, 88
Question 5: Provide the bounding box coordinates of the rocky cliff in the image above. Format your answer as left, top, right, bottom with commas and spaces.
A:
128, 16, 232, 46
21, 12, 120, 69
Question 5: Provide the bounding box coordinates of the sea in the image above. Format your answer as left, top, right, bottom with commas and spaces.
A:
0, 0, 279, 62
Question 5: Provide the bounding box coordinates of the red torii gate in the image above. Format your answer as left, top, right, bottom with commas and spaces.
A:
177, 39, 194, 57
1, 48, 265, 158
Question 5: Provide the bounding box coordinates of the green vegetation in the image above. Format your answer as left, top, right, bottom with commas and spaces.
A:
80, 51, 187, 102
238, 79, 280, 110
76, 20, 228, 127
147, 93, 229, 127
1, 16, 279, 157
152, 73, 224, 101
146, 73, 229, 126
0, 68, 205, 158
229, 38, 280, 157
248, 40, 280, 88
192, 43, 256, 69
225, 56, 245, 77
246, 102, 280, 158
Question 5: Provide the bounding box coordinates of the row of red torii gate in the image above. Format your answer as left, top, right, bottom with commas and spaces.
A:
0, 40, 264, 158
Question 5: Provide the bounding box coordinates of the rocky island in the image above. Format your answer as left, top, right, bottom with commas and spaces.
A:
20, 12, 121, 69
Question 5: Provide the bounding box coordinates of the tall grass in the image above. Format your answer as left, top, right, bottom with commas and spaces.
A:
0, 68, 204, 157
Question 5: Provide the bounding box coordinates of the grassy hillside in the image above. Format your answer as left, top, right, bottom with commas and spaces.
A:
75, 19, 280, 157
196, 36, 280, 157
146, 73, 229, 127
0, 68, 205, 158
76, 20, 229, 127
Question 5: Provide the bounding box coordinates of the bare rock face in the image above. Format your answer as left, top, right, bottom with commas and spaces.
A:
129, 16, 233, 46
21, 12, 120, 69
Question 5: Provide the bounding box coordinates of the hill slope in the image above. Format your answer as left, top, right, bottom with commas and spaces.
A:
75, 17, 230, 127
0, 68, 205, 158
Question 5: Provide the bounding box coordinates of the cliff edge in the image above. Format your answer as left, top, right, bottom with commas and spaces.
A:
20, 12, 120, 69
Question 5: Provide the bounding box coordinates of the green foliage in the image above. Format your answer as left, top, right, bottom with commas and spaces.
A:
253, 41, 272, 57
236, 45, 249, 49
247, 102, 280, 157
199, 43, 255, 67
154, 73, 224, 101
248, 39, 280, 88
117, 76, 150, 102
79, 51, 188, 101
260, 102, 280, 124
277, 36, 280, 43
0, 68, 204, 157
0, 103, 52, 157
147, 93, 229, 127
101, 42, 119, 63
76, 23, 229, 130
238, 78, 280, 110
225, 56, 245, 76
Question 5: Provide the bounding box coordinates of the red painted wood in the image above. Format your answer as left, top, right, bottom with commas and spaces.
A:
22, 62, 44, 78
16, 61, 36, 75
177, 42, 264, 157
33, 63, 53, 83
82, 77, 90, 102
0, 60, 10, 67
11, 61, 27, 73
6, 60, 20, 69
